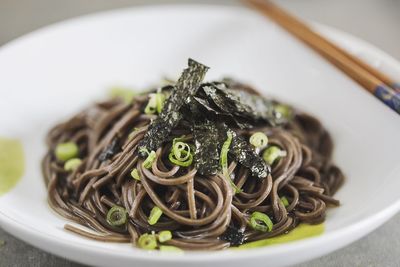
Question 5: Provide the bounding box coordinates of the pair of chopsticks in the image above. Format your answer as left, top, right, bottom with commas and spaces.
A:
244, 0, 400, 114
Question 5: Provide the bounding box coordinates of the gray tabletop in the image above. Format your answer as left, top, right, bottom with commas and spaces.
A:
1, 0, 399, 266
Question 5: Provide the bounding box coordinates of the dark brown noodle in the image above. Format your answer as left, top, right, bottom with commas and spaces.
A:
42, 93, 344, 250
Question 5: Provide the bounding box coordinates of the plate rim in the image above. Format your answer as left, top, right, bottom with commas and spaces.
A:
0, 3, 399, 264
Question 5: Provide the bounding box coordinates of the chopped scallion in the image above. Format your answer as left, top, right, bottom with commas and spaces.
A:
249, 211, 273, 232
64, 158, 82, 171
158, 230, 172, 243
262, 146, 287, 165
220, 131, 242, 193
131, 168, 140, 181
249, 132, 268, 148
138, 233, 157, 250
139, 148, 156, 169
106, 206, 127, 226
148, 206, 163, 225
55, 142, 79, 162
168, 139, 193, 167
274, 104, 293, 120
145, 93, 165, 114
281, 196, 289, 207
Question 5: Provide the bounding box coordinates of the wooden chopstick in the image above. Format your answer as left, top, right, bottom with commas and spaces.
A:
244, 0, 400, 114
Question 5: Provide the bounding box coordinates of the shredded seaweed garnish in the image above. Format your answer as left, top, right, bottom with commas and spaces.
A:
199, 82, 280, 127
192, 121, 221, 175
216, 124, 270, 180
220, 226, 245, 246
98, 138, 120, 161
138, 59, 209, 157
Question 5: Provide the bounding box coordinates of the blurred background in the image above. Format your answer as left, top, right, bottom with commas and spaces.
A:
1, 0, 400, 59
0, 0, 399, 266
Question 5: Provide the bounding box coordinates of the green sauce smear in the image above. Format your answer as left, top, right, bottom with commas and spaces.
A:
237, 223, 324, 249
0, 138, 25, 196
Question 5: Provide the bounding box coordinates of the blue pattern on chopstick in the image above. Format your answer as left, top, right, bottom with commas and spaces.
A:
374, 85, 400, 114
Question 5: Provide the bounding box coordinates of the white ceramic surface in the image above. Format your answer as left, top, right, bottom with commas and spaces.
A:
1, 4, 400, 267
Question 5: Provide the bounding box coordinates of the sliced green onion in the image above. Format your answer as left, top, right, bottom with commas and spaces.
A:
156, 93, 166, 113
262, 146, 287, 165
106, 206, 127, 226
220, 131, 242, 194
168, 139, 193, 167
159, 245, 183, 253
64, 158, 82, 171
249, 132, 268, 148
249, 211, 273, 232
158, 230, 172, 243
109, 87, 135, 104
274, 104, 293, 120
281, 196, 289, 207
131, 168, 140, 181
55, 142, 79, 162
138, 233, 157, 250
148, 206, 163, 225
145, 93, 165, 114
140, 148, 156, 169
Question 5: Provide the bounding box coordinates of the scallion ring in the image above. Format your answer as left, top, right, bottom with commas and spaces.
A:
138, 233, 157, 250
168, 139, 193, 167
249, 132, 268, 148
249, 211, 273, 232
106, 206, 127, 226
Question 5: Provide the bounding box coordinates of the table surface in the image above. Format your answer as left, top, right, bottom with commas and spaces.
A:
1, 0, 399, 266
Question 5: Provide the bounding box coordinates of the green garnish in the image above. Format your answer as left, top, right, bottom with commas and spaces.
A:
145, 93, 165, 114
249, 211, 273, 232
138, 233, 157, 250
262, 146, 287, 165
55, 142, 79, 162
148, 206, 163, 225
109, 87, 136, 104
168, 139, 193, 167
64, 158, 82, 171
274, 104, 293, 120
158, 230, 172, 243
131, 168, 140, 181
106, 206, 127, 226
249, 132, 268, 148
220, 131, 242, 194
159, 245, 183, 253
281, 196, 289, 207
139, 148, 156, 169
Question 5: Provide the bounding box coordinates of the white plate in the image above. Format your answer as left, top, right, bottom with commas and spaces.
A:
1, 4, 400, 267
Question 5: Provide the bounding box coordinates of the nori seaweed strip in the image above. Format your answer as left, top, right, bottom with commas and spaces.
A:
192, 121, 221, 175
219, 226, 245, 246
200, 83, 279, 127
138, 59, 209, 157
98, 138, 120, 162
217, 124, 270, 180
230, 130, 270, 179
